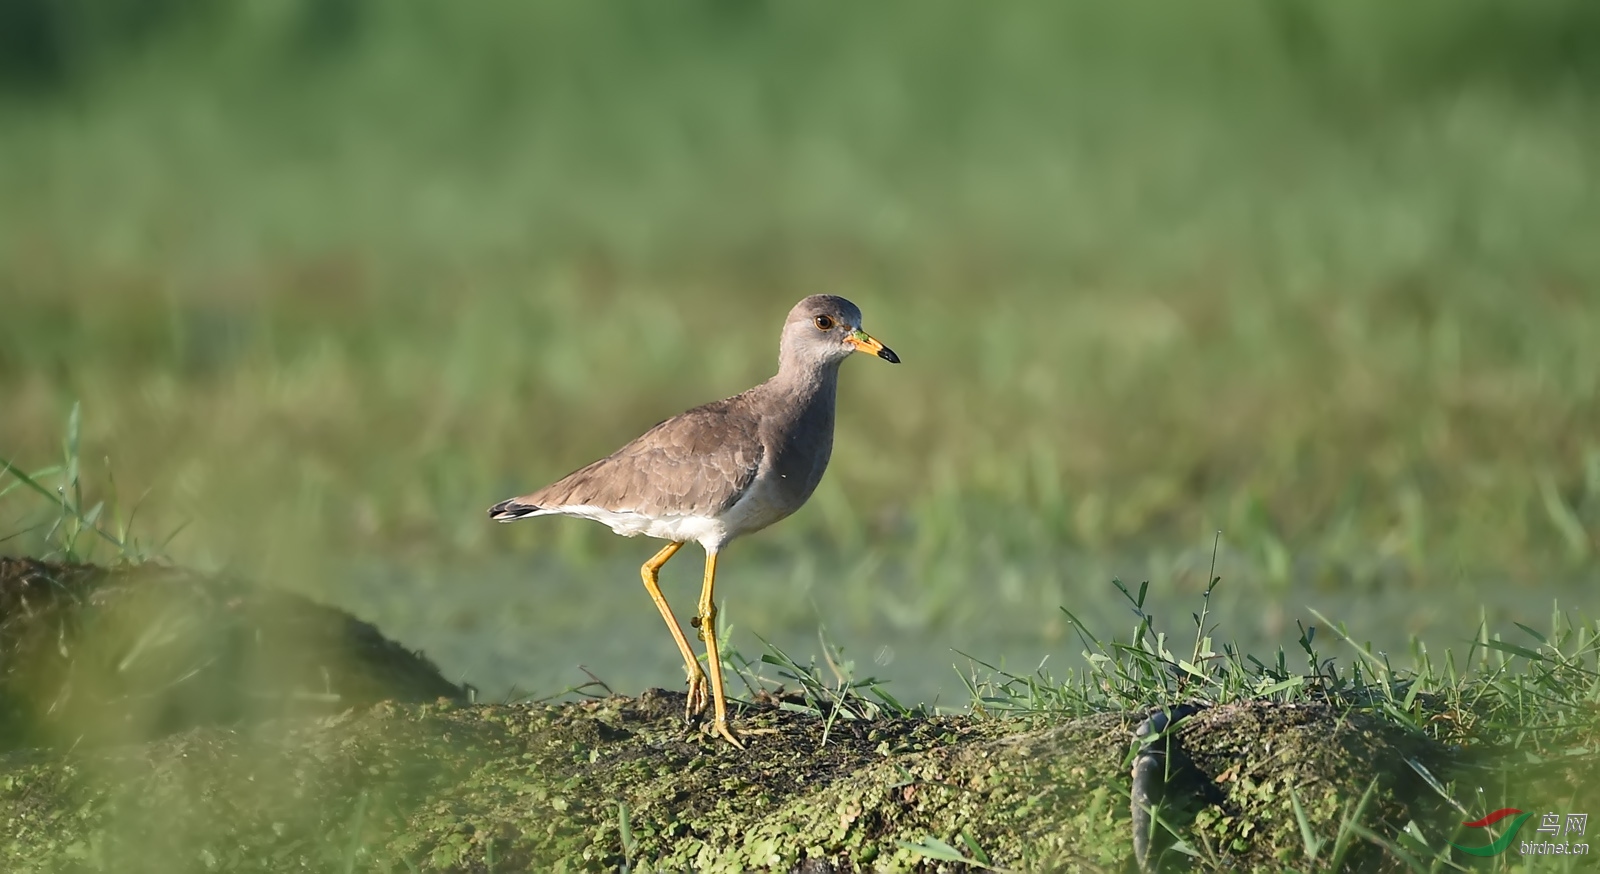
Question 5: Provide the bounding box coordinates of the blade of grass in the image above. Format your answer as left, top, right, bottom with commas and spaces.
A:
0, 455, 127, 553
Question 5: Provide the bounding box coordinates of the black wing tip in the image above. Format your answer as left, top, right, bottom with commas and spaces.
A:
488, 499, 542, 521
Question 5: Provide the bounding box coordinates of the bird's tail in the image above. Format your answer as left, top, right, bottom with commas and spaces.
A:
488, 498, 548, 522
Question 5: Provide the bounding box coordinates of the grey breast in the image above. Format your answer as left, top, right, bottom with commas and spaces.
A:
753, 377, 839, 517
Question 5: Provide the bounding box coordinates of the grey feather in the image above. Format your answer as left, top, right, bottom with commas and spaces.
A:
488, 294, 895, 544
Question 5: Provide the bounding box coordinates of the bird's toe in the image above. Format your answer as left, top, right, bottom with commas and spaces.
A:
685, 673, 711, 721
703, 718, 745, 749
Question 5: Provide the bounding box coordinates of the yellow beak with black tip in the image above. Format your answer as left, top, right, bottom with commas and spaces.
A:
847, 329, 900, 363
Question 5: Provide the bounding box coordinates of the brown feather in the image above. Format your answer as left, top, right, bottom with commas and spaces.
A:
489, 294, 891, 544
513, 393, 766, 519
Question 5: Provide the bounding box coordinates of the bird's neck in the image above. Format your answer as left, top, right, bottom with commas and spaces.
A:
767, 357, 841, 407
760, 359, 840, 485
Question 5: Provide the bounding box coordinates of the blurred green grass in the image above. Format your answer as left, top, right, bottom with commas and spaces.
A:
2, 2, 1599, 698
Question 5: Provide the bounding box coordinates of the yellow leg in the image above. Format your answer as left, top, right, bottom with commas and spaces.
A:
639, 541, 710, 720
696, 550, 744, 748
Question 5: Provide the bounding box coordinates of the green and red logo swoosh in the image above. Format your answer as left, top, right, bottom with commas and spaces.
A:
1450, 808, 1534, 857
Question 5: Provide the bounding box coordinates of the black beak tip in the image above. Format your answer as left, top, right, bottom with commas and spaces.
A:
878, 347, 901, 364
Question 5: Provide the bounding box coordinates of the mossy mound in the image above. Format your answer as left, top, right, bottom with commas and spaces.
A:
0, 557, 466, 750
3, 558, 1596, 871
8, 691, 1583, 873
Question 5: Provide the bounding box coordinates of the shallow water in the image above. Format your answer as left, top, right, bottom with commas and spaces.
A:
326, 548, 1596, 708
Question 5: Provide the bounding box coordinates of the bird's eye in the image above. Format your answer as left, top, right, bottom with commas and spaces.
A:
813, 315, 835, 331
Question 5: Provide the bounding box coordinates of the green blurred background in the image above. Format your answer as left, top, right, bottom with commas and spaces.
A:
2, 1, 1597, 703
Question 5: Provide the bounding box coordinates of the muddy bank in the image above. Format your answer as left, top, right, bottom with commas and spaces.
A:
3, 692, 1499, 873
2, 558, 1595, 872
0, 557, 466, 750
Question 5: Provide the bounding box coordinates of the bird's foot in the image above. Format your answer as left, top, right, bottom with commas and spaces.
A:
684, 671, 711, 721
702, 717, 745, 749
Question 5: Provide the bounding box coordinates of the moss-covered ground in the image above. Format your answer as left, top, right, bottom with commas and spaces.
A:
0, 692, 1506, 873
3, 560, 1596, 872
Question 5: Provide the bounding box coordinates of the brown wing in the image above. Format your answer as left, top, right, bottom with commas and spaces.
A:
513, 396, 764, 518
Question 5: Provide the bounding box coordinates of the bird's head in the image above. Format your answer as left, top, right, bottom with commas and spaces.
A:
780, 294, 899, 370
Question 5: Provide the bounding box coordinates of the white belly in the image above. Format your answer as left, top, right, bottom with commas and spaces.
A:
555, 505, 729, 549
550, 471, 796, 552
712, 474, 797, 544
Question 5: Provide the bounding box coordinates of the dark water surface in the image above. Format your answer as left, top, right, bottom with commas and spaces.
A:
330, 552, 1594, 708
